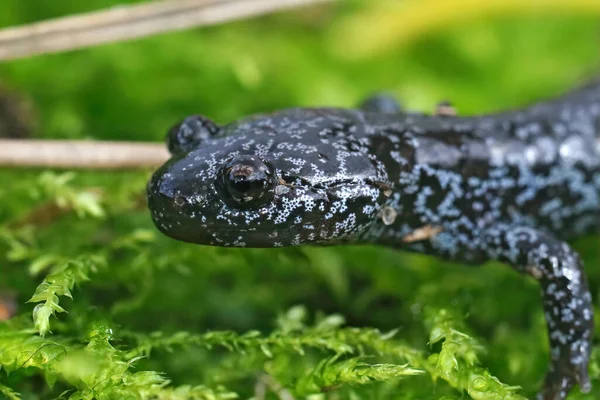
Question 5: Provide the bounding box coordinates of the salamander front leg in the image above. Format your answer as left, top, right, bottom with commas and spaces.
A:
359, 93, 402, 113
474, 226, 593, 399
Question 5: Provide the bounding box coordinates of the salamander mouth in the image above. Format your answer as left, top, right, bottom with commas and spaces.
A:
279, 172, 358, 189
278, 173, 365, 197
148, 209, 214, 245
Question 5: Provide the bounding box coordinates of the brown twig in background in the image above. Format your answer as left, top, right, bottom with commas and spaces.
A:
0, 292, 17, 321
0, 0, 334, 61
0, 83, 35, 138
0, 140, 169, 169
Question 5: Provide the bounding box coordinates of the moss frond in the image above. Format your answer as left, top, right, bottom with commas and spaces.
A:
28, 254, 106, 336
424, 308, 525, 399
294, 356, 423, 395
0, 382, 21, 400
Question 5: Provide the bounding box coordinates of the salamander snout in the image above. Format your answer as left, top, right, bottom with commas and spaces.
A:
146, 149, 300, 247
146, 149, 223, 244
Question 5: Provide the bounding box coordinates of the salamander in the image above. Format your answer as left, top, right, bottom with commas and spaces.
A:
147, 82, 600, 400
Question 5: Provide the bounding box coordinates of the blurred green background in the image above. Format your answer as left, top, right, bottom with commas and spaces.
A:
1, 1, 600, 399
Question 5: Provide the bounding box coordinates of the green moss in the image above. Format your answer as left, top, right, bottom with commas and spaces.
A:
1, 1, 600, 399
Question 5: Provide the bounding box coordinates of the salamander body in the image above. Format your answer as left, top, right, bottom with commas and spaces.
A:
147, 83, 600, 399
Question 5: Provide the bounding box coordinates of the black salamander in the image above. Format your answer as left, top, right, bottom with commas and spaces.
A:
147, 82, 600, 400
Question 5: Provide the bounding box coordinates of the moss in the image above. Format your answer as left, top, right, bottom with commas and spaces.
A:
1, 1, 600, 399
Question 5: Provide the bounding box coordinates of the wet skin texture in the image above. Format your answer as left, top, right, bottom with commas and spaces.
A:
148, 82, 600, 400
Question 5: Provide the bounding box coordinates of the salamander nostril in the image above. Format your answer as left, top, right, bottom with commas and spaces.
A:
174, 196, 186, 206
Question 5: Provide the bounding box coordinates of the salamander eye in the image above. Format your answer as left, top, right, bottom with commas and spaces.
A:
215, 155, 277, 209
166, 115, 221, 155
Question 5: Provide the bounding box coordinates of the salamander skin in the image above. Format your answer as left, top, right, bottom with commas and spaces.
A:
147, 82, 600, 400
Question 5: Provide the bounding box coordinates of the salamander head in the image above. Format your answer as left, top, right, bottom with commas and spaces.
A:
147, 110, 389, 247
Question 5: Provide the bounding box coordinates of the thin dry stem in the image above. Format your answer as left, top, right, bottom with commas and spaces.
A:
0, 140, 169, 169
0, 0, 334, 61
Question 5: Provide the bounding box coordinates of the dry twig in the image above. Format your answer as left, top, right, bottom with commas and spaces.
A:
0, 0, 334, 61
0, 140, 169, 169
